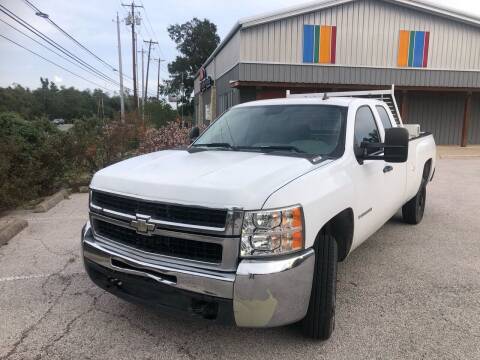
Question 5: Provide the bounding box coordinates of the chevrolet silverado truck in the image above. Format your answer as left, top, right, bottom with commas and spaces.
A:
81, 86, 436, 340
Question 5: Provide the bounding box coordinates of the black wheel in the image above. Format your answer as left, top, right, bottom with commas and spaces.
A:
301, 229, 338, 340
402, 184, 427, 224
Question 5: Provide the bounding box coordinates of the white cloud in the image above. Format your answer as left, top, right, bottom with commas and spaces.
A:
53, 75, 63, 83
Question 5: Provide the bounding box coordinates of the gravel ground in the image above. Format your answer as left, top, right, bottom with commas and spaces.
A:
1, 159, 479, 360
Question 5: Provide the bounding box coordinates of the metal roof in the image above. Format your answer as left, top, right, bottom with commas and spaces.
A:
198, 0, 480, 72
238, 0, 480, 28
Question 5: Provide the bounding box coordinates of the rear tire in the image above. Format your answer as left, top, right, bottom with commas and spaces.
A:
402, 184, 426, 224
301, 230, 338, 340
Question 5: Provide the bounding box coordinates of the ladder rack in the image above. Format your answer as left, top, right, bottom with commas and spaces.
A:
286, 85, 403, 125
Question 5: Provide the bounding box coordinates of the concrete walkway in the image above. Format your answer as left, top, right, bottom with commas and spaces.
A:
1, 159, 480, 360
437, 145, 480, 158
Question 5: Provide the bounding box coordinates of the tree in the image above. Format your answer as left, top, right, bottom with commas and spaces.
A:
0, 78, 128, 122
163, 18, 220, 114
144, 100, 177, 128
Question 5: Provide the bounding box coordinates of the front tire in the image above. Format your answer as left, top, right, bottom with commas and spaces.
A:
301, 230, 338, 340
402, 184, 426, 224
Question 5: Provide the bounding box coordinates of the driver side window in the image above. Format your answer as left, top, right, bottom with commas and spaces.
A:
354, 106, 380, 155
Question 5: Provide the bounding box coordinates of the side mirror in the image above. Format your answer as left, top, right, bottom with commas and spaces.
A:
383, 127, 409, 163
359, 127, 409, 163
189, 126, 200, 142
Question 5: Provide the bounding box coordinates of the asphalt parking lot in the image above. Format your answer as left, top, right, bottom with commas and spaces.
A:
1, 158, 479, 360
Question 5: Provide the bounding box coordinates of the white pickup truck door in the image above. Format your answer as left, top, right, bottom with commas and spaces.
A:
374, 105, 408, 215
352, 106, 392, 244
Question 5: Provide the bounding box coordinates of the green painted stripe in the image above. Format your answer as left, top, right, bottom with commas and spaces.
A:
408, 31, 415, 67
314, 25, 320, 63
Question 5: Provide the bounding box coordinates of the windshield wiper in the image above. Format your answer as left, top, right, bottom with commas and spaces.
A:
238, 145, 307, 153
192, 143, 235, 149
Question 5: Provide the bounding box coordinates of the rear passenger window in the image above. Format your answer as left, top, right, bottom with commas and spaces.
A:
376, 106, 393, 129
354, 106, 380, 155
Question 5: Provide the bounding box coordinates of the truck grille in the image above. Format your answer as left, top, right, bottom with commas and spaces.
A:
93, 219, 223, 263
91, 191, 227, 228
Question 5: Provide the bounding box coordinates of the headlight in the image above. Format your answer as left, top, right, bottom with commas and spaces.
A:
240, 205, 304, 257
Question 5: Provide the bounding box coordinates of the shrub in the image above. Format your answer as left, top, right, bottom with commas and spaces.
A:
138, 121, 197, 154
0, 112, 67, 211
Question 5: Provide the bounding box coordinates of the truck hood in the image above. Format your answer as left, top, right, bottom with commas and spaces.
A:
90, 149, 318, 209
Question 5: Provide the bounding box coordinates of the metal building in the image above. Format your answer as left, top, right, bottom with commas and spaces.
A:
193, 0, 480, 145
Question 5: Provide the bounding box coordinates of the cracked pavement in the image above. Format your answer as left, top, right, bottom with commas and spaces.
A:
1, 158, 479, 359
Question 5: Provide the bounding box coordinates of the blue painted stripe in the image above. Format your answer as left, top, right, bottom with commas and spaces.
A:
413, 31, 425, 68
303, 25, 314, 63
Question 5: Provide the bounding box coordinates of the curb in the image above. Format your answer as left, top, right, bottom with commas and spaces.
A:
33, 189, 70, 213
439, 155, 480, 159
0, 218, 28, 246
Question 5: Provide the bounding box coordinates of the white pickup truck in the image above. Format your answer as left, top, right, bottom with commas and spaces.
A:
81, 87, 436, 340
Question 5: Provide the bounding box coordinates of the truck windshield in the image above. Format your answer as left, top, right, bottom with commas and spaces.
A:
193, 105, 347, 158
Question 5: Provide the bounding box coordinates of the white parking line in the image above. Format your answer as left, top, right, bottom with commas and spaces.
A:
0, 272, 86, 283
0, 274, 49, 282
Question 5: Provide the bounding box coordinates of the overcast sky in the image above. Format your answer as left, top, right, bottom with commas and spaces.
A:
0, 0, 479, 94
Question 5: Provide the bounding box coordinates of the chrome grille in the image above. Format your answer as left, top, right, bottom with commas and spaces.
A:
91, 191, 227, 228
93, 219, 223, 263
89, 190, 243, 271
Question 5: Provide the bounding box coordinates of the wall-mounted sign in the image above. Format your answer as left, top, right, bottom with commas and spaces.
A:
303, 25, 337, 64
199, 66, 214, 92
398, 30, 430, 68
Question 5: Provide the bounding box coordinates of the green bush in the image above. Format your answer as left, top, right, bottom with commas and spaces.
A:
0, 112, 68, 211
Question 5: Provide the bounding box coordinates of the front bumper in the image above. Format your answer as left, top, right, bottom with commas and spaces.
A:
82, 221, 315, 327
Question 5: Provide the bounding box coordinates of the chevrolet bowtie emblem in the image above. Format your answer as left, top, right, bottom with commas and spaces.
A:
131, 215, 156, 235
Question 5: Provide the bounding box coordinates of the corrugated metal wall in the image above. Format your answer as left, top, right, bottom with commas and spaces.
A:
238, 63, 480, 87
406, 93, 464, 145
215, 31, 241, 77
240, 0, 480, 70
469, 94, 480, 144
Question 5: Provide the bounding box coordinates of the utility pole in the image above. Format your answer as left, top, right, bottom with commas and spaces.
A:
115, 12, 125, 122
143, 39, 158, 103
181, 72, 184, 124
153, 58, 165, 100
122, 2, 142, 111
135, 32, 140, 110
137, 47, 145, 120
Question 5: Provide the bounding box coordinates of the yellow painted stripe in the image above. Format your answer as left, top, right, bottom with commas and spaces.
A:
398, 30, 410, 67
319, 26, 332, 64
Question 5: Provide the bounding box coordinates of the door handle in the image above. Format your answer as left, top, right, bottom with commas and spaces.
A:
383, 165, 393, 173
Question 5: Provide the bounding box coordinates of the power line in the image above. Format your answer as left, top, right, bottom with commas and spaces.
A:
0, 4, 123, 88
138, 1, 168, 73
0, 34, 115, 92
0, 17, 133, 92
139, 1, 164, 57
22, 0, 119, 73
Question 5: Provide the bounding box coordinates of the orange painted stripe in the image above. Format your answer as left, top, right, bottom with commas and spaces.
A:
398, 30, 410, 67
319, 25, 332, 63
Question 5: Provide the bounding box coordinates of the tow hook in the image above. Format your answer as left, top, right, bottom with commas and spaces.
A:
191, 299, 218, 320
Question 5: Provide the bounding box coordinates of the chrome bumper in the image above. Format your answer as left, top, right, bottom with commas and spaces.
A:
82, 221, 315, 327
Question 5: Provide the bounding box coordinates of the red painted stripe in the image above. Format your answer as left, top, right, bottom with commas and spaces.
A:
423, 31, 430, 67
331, 26, 337, 64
